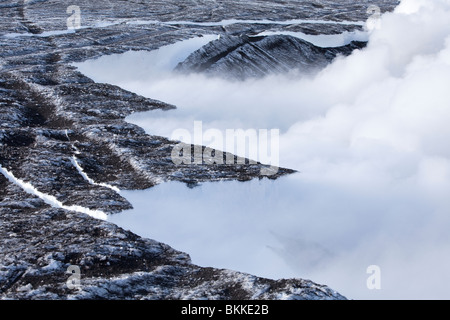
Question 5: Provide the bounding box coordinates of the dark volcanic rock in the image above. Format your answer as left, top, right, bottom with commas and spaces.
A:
0, 0, 399, 300
175, 34, 367, 79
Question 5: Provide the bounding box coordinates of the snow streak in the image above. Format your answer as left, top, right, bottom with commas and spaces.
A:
0, 164, 107, 220
70, 156, 120, 193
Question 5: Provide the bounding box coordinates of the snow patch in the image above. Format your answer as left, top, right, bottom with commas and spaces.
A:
257, 30, 369, 48
126, 18, 364, 27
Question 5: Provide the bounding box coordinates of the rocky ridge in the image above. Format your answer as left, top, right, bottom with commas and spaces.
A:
175, 34, 367, 79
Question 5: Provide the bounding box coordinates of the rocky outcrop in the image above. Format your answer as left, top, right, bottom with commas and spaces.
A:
175, 34, 367, 79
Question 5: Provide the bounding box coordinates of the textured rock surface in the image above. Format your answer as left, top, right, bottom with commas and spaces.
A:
175, 34, 367, 79
0, 0, 399, 300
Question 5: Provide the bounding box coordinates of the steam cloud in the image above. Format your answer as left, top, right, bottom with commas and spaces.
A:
75, 0, 450, 299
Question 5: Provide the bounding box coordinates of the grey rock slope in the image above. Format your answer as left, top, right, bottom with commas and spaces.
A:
0, 0, 399, 300
176, 34, 367, 79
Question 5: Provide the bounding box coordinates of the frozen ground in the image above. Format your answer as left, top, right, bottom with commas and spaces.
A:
76, 0, 450, 299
